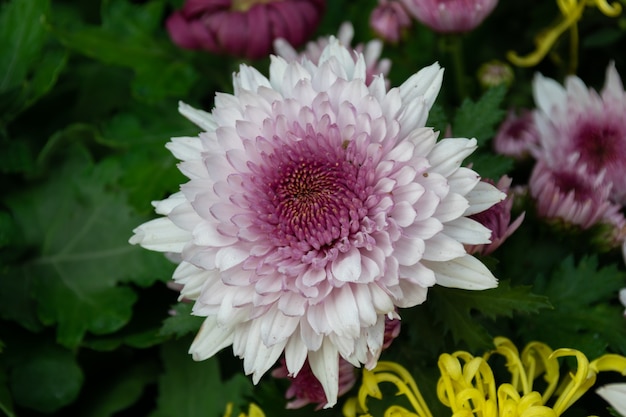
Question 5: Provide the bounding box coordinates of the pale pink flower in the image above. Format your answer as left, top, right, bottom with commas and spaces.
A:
274, 22, 391, 86
166, 0, 325, 60
466, 176, 525, 256
400, 0, 498, 33
532, 62, 626, 205
370, 0, 412, 44
492, 109, 540, 159
529, 157, 625, 231
130, 38, 503, 407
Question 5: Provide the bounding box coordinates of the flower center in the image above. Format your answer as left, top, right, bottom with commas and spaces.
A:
553, 170, 595, 202
230, 0, 281, 12
573, 121, 625, 171
271, 157, 366, 250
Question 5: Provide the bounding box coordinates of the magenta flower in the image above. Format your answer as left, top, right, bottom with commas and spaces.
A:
130, 38, 503, 407
271, 357, 357, 409
533, 62, 626, 205
400, 0, 499, 33
166, 0, 325, 60
466, 176, 525, 256
273, 22, 391, 86
369, 0, 412, 44
492, 109, 540, 159
529, 157, 625, 231
272, 315, 399, 409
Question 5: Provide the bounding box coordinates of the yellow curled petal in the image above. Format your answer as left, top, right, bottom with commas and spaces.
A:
521, 342, 559, 403
550, 349, 595, 415
246, 404, 265, 417
588, 0, 622, 16
590, 354, 626, 374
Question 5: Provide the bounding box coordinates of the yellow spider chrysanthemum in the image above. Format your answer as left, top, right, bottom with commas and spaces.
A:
507, 0, 622, 71
344, 337, 626, 417
224, 402, 265, 417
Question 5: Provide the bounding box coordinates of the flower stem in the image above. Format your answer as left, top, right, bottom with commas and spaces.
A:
441, 34, 468, 102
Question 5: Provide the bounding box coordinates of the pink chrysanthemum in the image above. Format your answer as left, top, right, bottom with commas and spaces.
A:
492, 109, 540, 159
529, 157, 625, 231
533, 62, 626, 205
166, 0, 325, 60
369, 0, 412, 44
400, 0, 499, 33
274, 22, 391, 86
130, 39, 503, 407
466, 176, 525, 256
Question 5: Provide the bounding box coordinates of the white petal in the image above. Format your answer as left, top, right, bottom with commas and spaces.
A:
284, 333, 308, 376
152, 192, 186, 215
428, 138, 477, 178
260, 307, 300, 346
178, 102, 217, 132
189, 316, 234, 360
394, 280, 429, 308
399, 63, 443, 111
443, 217, 492, 245
193, 221, 237, 247
532, 72, 566, 115
166, 136, 203, 161
425, 255, 498, 290
331, 247, 362, 282
129, 217, 190, 252
308, 339, 339, 408
234, 64, 271, 94
215, 246, 249, 270
393, 236, 425, 266
422, 233, 466, 261
464, 181, 506, 215
597, 383, 626, 416
434, 193, 469, 223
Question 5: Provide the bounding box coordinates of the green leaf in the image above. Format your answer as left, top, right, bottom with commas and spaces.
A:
50, 0, 197, 103
0, 137, 35, 174
0, 0, 67, 123
76, 359, 159, 417
540, 255, 624, 308
429, 282, 551, 350
426, 103, 448, 136
9, 344, 83, 413
151, 338, 253, 417
0, 363, 16, 417
0, 266, 42, 333
452, 84, 507, 145
159, 302, 204, 339
519, 255, 626, 357
465, 151, 514, 180
3, 148, 174, 347
0, 0, 50, 92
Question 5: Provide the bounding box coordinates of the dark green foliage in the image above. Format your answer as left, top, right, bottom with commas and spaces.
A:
1, 0, 626, 416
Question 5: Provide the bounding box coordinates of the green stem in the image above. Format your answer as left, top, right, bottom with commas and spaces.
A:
447, 34, 468, 101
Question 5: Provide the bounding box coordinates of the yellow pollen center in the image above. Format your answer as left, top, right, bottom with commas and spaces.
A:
230, 0, 282, 12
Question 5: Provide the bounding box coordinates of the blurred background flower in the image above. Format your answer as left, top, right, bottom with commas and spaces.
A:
166, 0, 326, 59
400, 0, 499, 33
274, 21, 392, 86
369, 0, 412, 43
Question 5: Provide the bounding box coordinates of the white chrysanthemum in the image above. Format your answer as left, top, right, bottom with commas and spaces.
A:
130, 38, 503, 407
